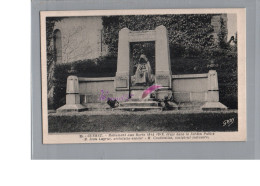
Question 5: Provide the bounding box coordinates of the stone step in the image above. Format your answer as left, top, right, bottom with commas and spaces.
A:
129, 98, 155, 102
120, 101, 159, 107
81, 102, 207, 111
176, 102, 205, 106
177, 102, 205, 110
178, 106, 201, 110
113, 106, 163, 111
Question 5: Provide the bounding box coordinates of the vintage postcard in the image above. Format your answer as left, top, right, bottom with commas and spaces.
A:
40, 9, 246, 144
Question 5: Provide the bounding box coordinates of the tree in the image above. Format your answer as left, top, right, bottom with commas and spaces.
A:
61, 26, 94, 63
46, 17, 63, 67
46, 17, 63, 106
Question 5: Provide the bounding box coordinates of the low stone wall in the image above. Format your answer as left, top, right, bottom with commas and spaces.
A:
78, 73, 210, 103
78, 77, 115, 103
57, 70, 227, 112
172, 73, 208, 103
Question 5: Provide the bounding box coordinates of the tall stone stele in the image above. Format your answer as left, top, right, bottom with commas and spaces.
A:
57, 75, 87, 113
114, 28, 130, 99
154, 25, 172, 100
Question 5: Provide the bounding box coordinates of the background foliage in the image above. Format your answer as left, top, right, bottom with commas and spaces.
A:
102, 14, 218, 58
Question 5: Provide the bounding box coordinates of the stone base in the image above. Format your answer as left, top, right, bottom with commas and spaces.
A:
56, 104, 87, 113
115, 99, 163, 111
120, 100, 159, 107
177, 102, 204, 110
114, 107, 162, 111
66, 94, 80, 105
200, 102, 228, 111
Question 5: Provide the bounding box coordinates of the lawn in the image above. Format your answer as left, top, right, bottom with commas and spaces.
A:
48, 110, 238, 133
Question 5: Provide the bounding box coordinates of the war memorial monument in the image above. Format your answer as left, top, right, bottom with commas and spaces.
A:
57, 25, 227, 112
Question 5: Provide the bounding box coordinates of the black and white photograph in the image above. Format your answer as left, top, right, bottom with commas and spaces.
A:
2, 0, 260, 184
40, 9, 246, 143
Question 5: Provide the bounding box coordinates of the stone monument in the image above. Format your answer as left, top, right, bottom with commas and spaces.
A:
57, 25, 227, 112
115, 25, 172, 101
113, 25, 177, 111
56, 76, 87, 113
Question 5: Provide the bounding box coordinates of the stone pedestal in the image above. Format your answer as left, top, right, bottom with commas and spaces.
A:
57, 76, 87, 113
131, 90, 150, 100
201, 70, 227, 110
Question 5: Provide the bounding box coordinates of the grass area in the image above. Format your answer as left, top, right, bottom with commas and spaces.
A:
48, 110, 238, 133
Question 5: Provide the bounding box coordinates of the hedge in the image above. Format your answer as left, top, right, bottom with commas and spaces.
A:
102, 14, 219, 58
50, 54, 237, 110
